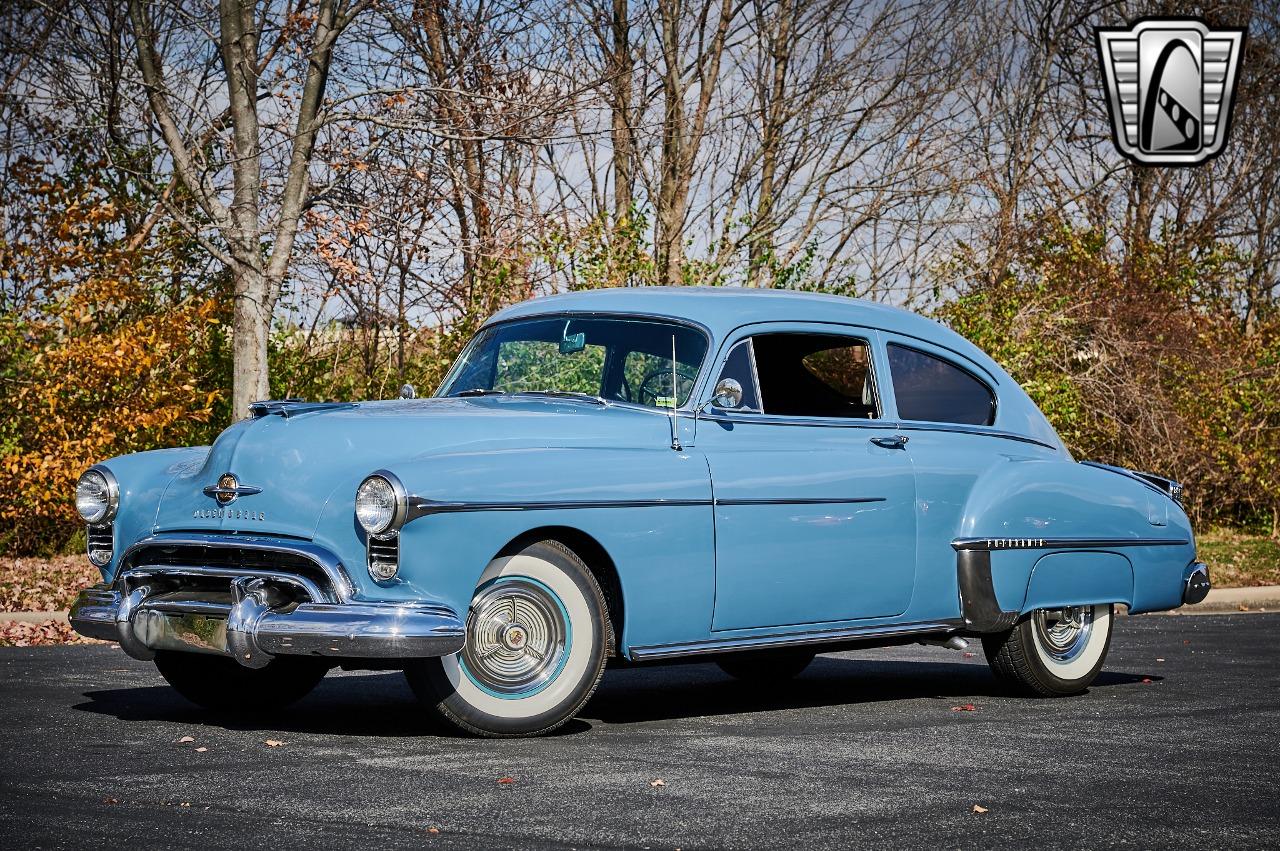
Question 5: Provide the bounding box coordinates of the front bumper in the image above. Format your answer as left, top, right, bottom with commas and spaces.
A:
69, 535, 465, 668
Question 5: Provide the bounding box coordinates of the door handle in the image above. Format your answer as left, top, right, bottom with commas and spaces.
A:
870, 434, 909, 449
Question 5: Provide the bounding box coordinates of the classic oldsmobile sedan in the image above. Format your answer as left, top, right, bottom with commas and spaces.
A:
70, 287, 1210, 736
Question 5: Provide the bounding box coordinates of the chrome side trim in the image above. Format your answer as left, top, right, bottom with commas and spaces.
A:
628, 620, 960, 661
118, 533, 356, 601
893, 422, 1057, 451
405, 495, 886, 521
407, 497, 712, 520
714, 497, 886, 507
952, 536, 1189, 551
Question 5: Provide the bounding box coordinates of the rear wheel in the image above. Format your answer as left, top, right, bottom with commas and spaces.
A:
982, 604, 1114, 696
716, 649, 816, 682
154, 651, 329, 712
404, 540, 610, 738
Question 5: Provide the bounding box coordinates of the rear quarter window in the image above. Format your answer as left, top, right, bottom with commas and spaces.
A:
887, 344, 995, 426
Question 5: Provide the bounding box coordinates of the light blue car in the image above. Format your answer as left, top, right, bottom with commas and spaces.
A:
70, 287, 1209, 736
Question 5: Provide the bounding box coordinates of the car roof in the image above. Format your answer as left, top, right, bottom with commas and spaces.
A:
490, 286, 995, 379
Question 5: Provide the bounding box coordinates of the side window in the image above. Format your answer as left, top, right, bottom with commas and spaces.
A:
887, 344, 995, 426
749, 333, 879, 419
713, 340, 762, 412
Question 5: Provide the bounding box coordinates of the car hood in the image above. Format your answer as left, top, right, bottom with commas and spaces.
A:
153, 396, 668, 539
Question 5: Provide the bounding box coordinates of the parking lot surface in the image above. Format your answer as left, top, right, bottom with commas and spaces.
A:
1, 612, 1277, 849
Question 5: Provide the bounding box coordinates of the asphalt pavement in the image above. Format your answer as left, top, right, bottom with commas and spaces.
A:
1, 613, 1278, 849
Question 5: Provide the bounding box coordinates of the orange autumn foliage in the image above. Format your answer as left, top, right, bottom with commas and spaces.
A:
1, 156, 229, 553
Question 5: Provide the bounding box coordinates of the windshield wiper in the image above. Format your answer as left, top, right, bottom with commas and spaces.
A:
450, 388, 506, 397
515, 390, 608, 406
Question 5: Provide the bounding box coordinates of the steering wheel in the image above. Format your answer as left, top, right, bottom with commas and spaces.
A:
636, 365, 698, 408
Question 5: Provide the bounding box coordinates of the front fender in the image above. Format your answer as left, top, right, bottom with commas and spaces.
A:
95, 447, 211, 580
312, 446, 716, 650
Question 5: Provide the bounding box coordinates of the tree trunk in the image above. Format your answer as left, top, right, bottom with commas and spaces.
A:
609, 0, 634, 227
231, 267, 272, 413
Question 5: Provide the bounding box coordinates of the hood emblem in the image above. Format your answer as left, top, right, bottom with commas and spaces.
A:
203, 472, 263, 506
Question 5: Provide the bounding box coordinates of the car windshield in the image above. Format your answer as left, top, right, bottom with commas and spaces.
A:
439, 316, 708, 409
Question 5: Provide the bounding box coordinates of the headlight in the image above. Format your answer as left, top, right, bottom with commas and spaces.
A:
355, 472, 406, 537
76, 467, 118, 524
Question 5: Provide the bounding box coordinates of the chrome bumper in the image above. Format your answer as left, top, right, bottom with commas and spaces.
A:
1183, 561, 1211, 605
70, 579, 465, 668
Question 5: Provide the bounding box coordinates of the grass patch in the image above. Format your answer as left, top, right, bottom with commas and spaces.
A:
1197, 529, 1280, 588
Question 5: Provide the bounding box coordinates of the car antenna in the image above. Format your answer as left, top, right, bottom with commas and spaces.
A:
669, 334, 682, 452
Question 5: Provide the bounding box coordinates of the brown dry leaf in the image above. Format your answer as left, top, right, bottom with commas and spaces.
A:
103, 797, 119, 805
972, 805, 989, 814
179, 802, 190, 808
1141, 677, 1153, 684
496, 777, 515, 785
177, 736, 195, 744
195, 747, 208, 753
962, 652, 975, 659
264, 740, 284, 748
951, 703, 977, 712
650, 778, 667, 787
426, 827, 440, 834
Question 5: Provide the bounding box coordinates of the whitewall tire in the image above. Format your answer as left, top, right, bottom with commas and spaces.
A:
405, 540, 611, 737
982, 604, 1114, 696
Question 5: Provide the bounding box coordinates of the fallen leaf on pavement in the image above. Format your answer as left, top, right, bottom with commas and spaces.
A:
179, 802, 190, 808
264, 740, 284, 747
1238, 604, 1250, 612
1156, 658, 1165, 662
177, 736, 194, 744
195, 747, 208, 753
1141, 678, 1153, 684
650, 779, 666, 787
497, 777, 515, 784
103, 797, 118, 805
427, 827, 440, 834
972, 805, 989, 813
951, 703, 977, 712
962, 652, 975, 659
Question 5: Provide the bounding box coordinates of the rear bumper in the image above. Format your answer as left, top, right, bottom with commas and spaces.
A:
70, 580, 465, 668
1183, 561, 1211, 605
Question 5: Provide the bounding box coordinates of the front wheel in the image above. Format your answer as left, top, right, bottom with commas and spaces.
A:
404, 540, 611, 737
154, 651, 329, 712
982, 604, 1114, 696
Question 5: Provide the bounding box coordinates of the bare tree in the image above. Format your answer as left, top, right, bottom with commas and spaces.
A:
127, 0, 371, 417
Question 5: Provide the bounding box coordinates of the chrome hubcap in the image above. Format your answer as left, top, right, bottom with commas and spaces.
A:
461, 578, 568, 695
1032, 605, 1094, 663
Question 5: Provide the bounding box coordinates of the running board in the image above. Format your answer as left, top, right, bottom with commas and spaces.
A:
627, 621, 961, 661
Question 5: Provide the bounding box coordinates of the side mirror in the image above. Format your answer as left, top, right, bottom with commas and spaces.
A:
703, 378, 743, 411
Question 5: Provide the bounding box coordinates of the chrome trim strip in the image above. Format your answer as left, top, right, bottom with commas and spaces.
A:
405, 495, 886, 520
118, 533, 356, 601
628, 621, 960, 661
952, 536, 1190, 551
893, 421, 1057, 450
714, 497, 887, 507
407, 497, 712, 520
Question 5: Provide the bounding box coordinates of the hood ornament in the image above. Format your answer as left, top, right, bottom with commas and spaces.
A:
203, 472, 263, 506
